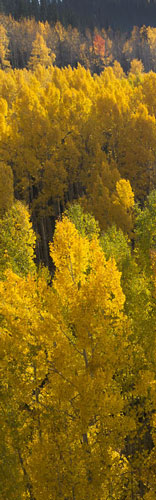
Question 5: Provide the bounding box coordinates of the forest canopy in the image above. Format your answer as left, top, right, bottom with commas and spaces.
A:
2, 0, 156, 31
2, 6, 156, 500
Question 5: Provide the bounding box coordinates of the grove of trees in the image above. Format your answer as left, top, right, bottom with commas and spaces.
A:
2, 15, 156, 73
2, 9, 156, 500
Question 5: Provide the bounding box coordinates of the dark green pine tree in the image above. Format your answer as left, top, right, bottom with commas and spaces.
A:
30, 0, 40, 19
1, 0, 156, 32
40, 0, 48, 21
12, 0, 31, 18
0, 0, 4, 13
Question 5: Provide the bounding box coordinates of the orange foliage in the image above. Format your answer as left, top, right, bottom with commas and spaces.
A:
93, 34, 105, 57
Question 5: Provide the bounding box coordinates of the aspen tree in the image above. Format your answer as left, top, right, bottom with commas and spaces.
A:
28, 33, 55, 69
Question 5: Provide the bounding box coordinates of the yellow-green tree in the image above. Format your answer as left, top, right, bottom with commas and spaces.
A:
1, 212, 156, 498
0, 216, 132, 500
0, 201, 36, 277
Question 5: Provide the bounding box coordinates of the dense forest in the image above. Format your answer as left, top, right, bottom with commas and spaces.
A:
2, 0, 156, 31
2, 6, 156, 500
2, 14, 156, 74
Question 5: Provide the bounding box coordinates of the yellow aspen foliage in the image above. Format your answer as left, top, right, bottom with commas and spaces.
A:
1, 50, 156, 499
112, 60, 125, 78
0, 24, 10, 69
112, 180, 135, 234
50, 216, 90, 302
81, 160, 134, 234
81, 157, 120, 226
141, 71, 156, 117
0, 269, 51, 499
0, 95, 7, 116
0, 97, 8, 138
115, 179, 134, 210
117, 102, 156, 197
0, 61, 155, 225
2, 213, 156, 498
0, 70, 17, 106
146, 27, 156, 72
28, 33, 55, 70
0, 216, 131, 500
129, 58, 144, 75
0, 63, 131, 220
50, 216, 125, 349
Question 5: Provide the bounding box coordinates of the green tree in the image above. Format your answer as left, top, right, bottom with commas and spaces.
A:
100, 224, 131, 270
64, 202, 100, 239
135, 190, 156, 273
